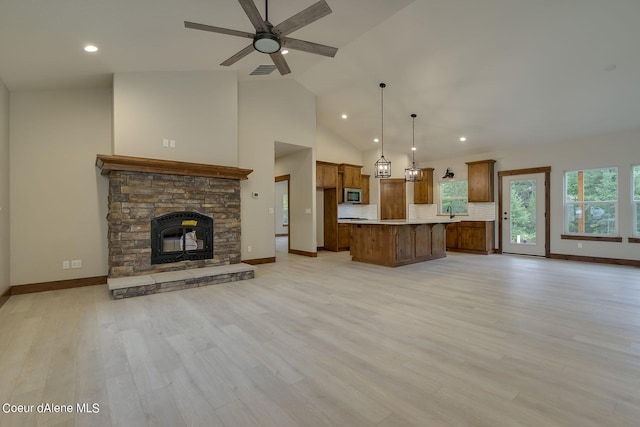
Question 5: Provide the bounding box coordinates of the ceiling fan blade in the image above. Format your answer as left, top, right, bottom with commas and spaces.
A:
270, 53, 291, 75
220, 45, 255, 66
274, 0, 332, 36
237, 0, 268, 32
184, 21, 254, 39
281, 37, 338, 57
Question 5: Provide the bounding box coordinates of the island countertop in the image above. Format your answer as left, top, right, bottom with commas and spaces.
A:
338, 218, 461, 225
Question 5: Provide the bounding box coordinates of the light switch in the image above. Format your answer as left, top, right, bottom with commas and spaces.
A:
305, 208, 311, 214
268, 208, 274, 214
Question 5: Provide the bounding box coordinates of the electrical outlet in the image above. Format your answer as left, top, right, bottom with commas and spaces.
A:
71, 259, 82, 269
248, 246, 252, 252
162, 138, 169, 147
169, 139, 176, 148
62, 260, 70, 270
577, 242, 583, 249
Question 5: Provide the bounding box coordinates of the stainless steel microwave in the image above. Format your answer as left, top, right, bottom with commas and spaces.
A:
343, 188, 362, 204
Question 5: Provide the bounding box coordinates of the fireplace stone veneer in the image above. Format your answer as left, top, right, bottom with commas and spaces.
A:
108, 170, 240, 277
97, 155, 254, 297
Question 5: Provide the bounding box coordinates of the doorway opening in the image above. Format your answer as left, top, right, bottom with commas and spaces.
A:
275, 174, 290, 255
498, 167, 551, 257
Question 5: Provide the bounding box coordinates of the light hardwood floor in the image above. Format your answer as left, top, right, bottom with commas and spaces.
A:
1, 246, 640, 426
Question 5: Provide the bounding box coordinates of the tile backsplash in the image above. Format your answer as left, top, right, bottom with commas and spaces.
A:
409, 202, 496, 221
338, 203, 377, 219
408, 204, 438, 220
468, 202, 496, 221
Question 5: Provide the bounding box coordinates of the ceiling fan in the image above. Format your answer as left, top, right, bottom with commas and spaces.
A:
184, 0, 338, 75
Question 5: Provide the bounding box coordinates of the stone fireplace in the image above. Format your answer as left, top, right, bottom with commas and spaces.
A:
96, 154, 254, 298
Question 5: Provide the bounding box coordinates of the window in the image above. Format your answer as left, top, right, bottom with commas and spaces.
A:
634, 165, 640, 237
282, 194, 288, 225
564, 167, 618, 236
440, 180, 468, 215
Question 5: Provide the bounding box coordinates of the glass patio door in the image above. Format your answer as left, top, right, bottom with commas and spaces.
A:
501, 173, 545, 256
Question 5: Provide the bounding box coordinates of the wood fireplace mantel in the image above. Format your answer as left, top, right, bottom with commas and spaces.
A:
96, 154, 253, 180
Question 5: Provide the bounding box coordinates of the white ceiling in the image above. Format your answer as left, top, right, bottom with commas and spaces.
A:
1, 0, 639, 162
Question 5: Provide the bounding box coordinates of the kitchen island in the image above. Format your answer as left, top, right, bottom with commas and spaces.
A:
339, 219, 460, 267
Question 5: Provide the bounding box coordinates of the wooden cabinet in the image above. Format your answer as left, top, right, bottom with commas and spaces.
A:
361, 174, 370, 204
414, 168, 434, 204
446, 221, 494, 254
445, 223, 458, 250
338, 223, 350, 251
380, 178, 406, 220
349, 222, 448, 267
339, 164, 362, 188
323, 188, 338, 251
316, 161, 338, 188
466, 159, 496, 202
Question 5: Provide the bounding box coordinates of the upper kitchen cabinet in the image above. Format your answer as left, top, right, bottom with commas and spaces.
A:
414, 168, 434, 204
316, 161, 338, 188
339, 164, 362, 189
361, 174, 370, 205
466, 159, 496, 202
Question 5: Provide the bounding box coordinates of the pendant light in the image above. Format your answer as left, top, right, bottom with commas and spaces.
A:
405, 113, 422, 182
374, 83, 391, 178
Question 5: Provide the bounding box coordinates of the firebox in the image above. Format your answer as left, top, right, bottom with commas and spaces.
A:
150, 211, 213, 264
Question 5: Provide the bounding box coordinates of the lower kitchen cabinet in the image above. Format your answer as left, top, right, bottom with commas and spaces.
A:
446, 221, 495, 255
349, 222, 447, 267
338, 223, 350, 251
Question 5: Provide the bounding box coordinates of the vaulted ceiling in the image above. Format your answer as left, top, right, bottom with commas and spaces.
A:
1, 0, 639, 161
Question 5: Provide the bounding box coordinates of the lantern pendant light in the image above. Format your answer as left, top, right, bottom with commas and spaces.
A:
374, 83, 392, 178
404, 113, 422, 182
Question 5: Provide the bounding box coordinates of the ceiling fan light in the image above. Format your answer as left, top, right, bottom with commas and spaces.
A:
253, 32, 281, 54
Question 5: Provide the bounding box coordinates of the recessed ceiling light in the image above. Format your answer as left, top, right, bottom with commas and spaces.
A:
84, 45, 98, 53
459, 136, 467, 142
373, 138, 379, 143
411, 147, 417, 151
341, 114, 348, 119
281, 49, 289, 55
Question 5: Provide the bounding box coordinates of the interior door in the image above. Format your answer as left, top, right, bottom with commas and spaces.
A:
501, 173, 545, 256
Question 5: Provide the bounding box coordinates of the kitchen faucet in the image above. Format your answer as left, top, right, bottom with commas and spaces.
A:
447, 205, 455, 219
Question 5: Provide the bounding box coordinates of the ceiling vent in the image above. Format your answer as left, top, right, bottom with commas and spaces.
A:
250, 65, 277, 76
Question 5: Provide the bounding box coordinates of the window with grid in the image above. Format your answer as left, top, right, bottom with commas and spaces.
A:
440, 180, 468, 215
564, 167, 618, 236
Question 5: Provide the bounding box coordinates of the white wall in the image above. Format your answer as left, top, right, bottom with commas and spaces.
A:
239, 79, 316, 260
10, 89, 112, 285
274, 180, 288, 235
113, 71, 238, 166
422, 127, 640, 261
316, 124, 363, 165
0, 78, 9, 295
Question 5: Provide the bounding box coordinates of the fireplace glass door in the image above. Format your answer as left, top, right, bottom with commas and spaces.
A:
151, 212, 213, 264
